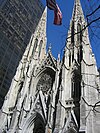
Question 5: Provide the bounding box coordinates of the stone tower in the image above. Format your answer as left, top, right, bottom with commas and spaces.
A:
0, 1, 100, 133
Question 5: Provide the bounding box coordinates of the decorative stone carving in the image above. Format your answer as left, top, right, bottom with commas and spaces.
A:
35, 52, 57, 76
71, 60, 81, 81
36, 73, 53, 93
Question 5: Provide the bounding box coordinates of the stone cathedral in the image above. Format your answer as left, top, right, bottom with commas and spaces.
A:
0, 0, 100, 133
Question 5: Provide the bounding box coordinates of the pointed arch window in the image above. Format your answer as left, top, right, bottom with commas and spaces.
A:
77, 23, 82, 43
72, 49, 74, 62
69, 52, 71, 67
32, 38, 38, 56
80, 45, 83, 62
71, 21, 74, 45
38, 40, 43, 58
77, 50, 80, 63
77, 45, 83, 63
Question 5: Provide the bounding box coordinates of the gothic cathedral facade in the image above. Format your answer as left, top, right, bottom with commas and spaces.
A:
0, 0, 100, 133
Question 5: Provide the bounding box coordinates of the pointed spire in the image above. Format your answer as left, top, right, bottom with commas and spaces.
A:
34, 7, 47, 37
33, 7, 47, 59
72, 0, 84, 21
1, 7, 48, 113
66, 0, 85, 48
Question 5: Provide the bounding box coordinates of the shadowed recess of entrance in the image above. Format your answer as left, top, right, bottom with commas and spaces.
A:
33, 112, 45, 133
21, 112, 45, 133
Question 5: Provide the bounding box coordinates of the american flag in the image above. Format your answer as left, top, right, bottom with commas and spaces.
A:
46, 0, 57, 10
46, 0, 62, 25
54, 4, 62, 25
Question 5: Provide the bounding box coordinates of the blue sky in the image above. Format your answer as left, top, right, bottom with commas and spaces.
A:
41, 0, 100, 68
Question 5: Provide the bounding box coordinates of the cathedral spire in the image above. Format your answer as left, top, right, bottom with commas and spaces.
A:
72, 0, 84, 21
0, 7, 47, 131
66, 0, 85, 49
64, 0, 87, 69
34, 6, 47, 39
1, 7, 47, 114
31, 7, 47, 60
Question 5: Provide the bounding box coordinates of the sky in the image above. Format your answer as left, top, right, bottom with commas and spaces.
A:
41, 0, 100, 68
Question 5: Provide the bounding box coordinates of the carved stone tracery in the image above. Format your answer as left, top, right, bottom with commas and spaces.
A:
36, 73, 53, 93
35, 53, 57, 76
71, 60, 81, 82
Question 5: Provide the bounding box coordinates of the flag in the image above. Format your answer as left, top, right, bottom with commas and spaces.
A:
54, 4, 62, 25
46, 0, 57, 10
46, 0, 62, 25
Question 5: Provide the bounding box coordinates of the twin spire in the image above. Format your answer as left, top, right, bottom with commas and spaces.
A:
72, 0, 84, 21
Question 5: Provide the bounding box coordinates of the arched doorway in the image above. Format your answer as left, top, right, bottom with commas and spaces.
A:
21, 112, 45, 133
33, 112, 45, 133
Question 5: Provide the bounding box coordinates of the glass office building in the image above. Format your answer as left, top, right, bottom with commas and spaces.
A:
0, 0, 44, 108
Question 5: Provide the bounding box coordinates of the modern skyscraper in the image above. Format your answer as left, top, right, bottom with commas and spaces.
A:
0, 0, 100, 133
0, 0, 44, 108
